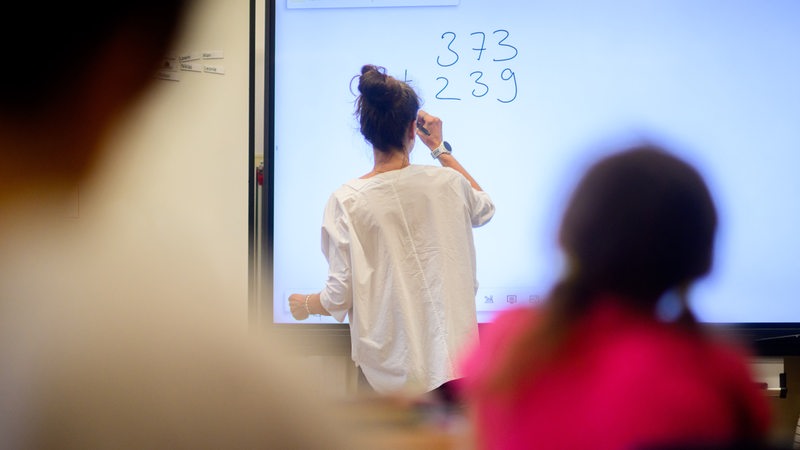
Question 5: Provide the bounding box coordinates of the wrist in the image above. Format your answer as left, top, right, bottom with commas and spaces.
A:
430, 141, 452, 159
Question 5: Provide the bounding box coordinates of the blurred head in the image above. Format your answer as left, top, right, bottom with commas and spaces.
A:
480, 144, 719, 393
558, 145, 717, 304
354, 64, 420, 153
0, 2, 187, 195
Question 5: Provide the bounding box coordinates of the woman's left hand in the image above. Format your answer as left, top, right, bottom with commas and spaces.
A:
288, 293, 310, 320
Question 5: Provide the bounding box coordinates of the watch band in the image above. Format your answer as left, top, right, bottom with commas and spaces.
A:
431, 141, 452, 159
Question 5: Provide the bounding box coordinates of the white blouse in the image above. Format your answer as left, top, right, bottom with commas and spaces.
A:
318, 164, 495, 394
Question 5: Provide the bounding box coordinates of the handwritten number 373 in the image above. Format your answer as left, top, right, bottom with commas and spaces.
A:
436, 30, 518, 66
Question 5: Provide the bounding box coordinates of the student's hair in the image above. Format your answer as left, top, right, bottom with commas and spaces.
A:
559, 145, 717, 304
354, 64, 420, 152
486, 144, 718, 390
0, 2, 186, 117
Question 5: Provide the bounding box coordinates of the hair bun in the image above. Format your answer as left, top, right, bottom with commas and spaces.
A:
358, 65, 395, 109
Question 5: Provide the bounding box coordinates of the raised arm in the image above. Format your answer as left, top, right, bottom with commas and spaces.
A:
416, 110, 485, 192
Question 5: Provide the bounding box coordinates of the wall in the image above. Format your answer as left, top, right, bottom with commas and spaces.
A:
77, 0, 252, 327
769, 357, 800, 444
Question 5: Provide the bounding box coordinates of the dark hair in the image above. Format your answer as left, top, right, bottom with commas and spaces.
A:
485, 144, 718, 391
0, 2, 187, 116
354, 65, 420, 152
559, 145, 717, 304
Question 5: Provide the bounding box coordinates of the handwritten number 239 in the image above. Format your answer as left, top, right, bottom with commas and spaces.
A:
435, 69, 517, 103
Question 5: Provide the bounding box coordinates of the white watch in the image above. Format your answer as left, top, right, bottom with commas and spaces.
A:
431, 141, 452, 159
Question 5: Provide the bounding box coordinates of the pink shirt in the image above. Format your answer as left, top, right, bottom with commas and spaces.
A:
459, 298, 771, 450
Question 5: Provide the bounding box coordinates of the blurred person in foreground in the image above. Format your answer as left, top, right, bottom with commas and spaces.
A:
458, 145, 771, 450
0, 3, 358, 449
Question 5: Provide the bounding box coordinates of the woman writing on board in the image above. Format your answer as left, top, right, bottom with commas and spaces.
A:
458, 146, 770, 449
289, 64, 495, 398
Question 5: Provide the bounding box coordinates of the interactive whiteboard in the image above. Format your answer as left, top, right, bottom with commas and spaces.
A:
270, 1, 800, 325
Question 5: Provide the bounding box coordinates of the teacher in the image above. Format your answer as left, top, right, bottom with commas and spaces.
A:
289, 64, 495, 397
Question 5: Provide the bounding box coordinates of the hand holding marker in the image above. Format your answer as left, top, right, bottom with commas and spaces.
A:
416, 118, 431, 136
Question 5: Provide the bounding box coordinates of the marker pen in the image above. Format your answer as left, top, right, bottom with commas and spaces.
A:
417, 121, 431, 136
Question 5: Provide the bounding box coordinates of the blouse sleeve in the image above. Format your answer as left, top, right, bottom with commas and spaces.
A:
318, 194, 353, 323
463, 179, 495, 227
